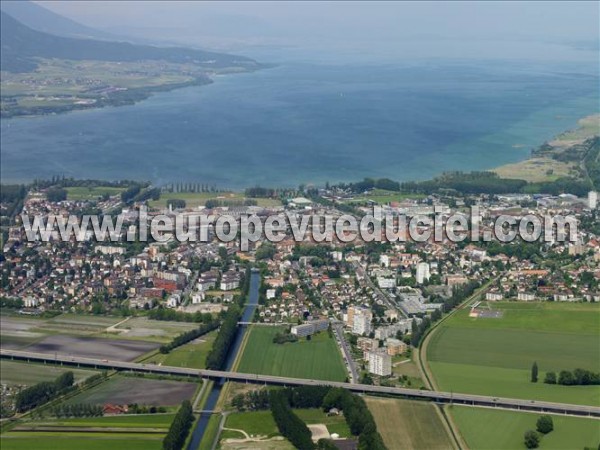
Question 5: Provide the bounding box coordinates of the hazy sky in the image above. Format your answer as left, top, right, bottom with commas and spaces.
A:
33, 1, 600, 61
36, 1, 599, 38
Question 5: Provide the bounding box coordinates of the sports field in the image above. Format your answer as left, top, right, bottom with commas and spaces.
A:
426, 302, 600, 405
365, 397, 455, 450
450, 406, 600, 450
236, 326, 347, 382
65, 186, 125, 201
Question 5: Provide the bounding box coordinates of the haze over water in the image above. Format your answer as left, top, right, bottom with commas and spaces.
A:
1, 52, 598, 189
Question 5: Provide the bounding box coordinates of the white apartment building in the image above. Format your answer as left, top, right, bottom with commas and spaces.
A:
367, 350, 392, 376
352, 309, 372, 336
416, 262, 430, 284
589, 191, 598, 209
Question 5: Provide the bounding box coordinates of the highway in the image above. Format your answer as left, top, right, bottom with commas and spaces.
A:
2, 348, 599, 418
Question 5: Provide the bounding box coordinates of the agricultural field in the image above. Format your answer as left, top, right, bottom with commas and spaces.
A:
450, 406, 600, 450
366, 397, 455, 450
106, 316, 200, 343
25, 335, 158, 362
63, 375, 197, 406
0, 314, 123, 348
143, 331, 217, 369
65, 186, 125, 201
1, 409, 176, 449
426, 302, 600, 405
148, 191, 281, 209
0, 361, 98, 386
0, 435, 164, 450
236, 326, 347, 382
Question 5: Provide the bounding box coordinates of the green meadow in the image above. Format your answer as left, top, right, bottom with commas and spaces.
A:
237, 326, 347, 382
427, 302, 600, 405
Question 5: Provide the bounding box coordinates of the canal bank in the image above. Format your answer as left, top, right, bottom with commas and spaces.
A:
187, 269, 260, 450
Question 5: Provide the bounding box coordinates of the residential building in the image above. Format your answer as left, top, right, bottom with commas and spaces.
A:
385, 338, 407, 356
291, 319, 329, 337
589, 191, 598, 209
367, 350, 392, 376
352, 309, 372, 336
416, 262, 430, 284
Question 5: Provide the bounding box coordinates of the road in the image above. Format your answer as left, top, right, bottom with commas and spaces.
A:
332, 322, 359, 384
353, 261, 407, 318
2, 349, 598, 418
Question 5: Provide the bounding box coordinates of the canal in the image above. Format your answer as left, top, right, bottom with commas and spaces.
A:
187, 268, 260, 449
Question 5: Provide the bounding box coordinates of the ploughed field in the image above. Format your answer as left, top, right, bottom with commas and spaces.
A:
426, 302, 600, 405
365, 397, 455, 450
23, 335, 158, 362
63, 375, 197, 406
236, 326, 348, 382
0, 314, 208, 362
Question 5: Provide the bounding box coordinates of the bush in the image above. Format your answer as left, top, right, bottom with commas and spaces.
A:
544, 371, 557, 384
536, 415, 553, 434
524, 430, 540, 449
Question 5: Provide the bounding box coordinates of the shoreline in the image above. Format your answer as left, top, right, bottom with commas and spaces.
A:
0, 65, 270, 120
492, 113, 599, 183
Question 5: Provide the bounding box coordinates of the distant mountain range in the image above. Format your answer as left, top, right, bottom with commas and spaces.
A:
0, 7, 260, 73
0, 0, 117, 40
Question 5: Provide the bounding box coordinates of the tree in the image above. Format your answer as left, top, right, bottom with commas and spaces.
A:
536, 415, 553, 434
531, 362, 538, 383
524, 430, 540, 449
544, 371, 557, 384
46, 187, 67, 202
558, 370, 575, 385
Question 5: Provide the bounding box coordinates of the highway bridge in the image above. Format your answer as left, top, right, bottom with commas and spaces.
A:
2, 349, 599, 419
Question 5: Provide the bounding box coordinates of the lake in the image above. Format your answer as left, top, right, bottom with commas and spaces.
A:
1, 57, 598, 189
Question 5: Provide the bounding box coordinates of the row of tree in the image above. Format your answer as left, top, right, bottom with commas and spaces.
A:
147, 308, 214, 324
544, 368, 600, 386
0, 297, 24, 309
121, 184, 161, 204
163, 183, 221, 194
231, 386, 387, 450
15, 371, 75, 412
162, 400, 194, 450
321, 387, 387, 450
159, 320, 220, 354
205, 305, 242, 370
410, 280, 479, 347
270, 389, 314, 450
51, 403, 103, 418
